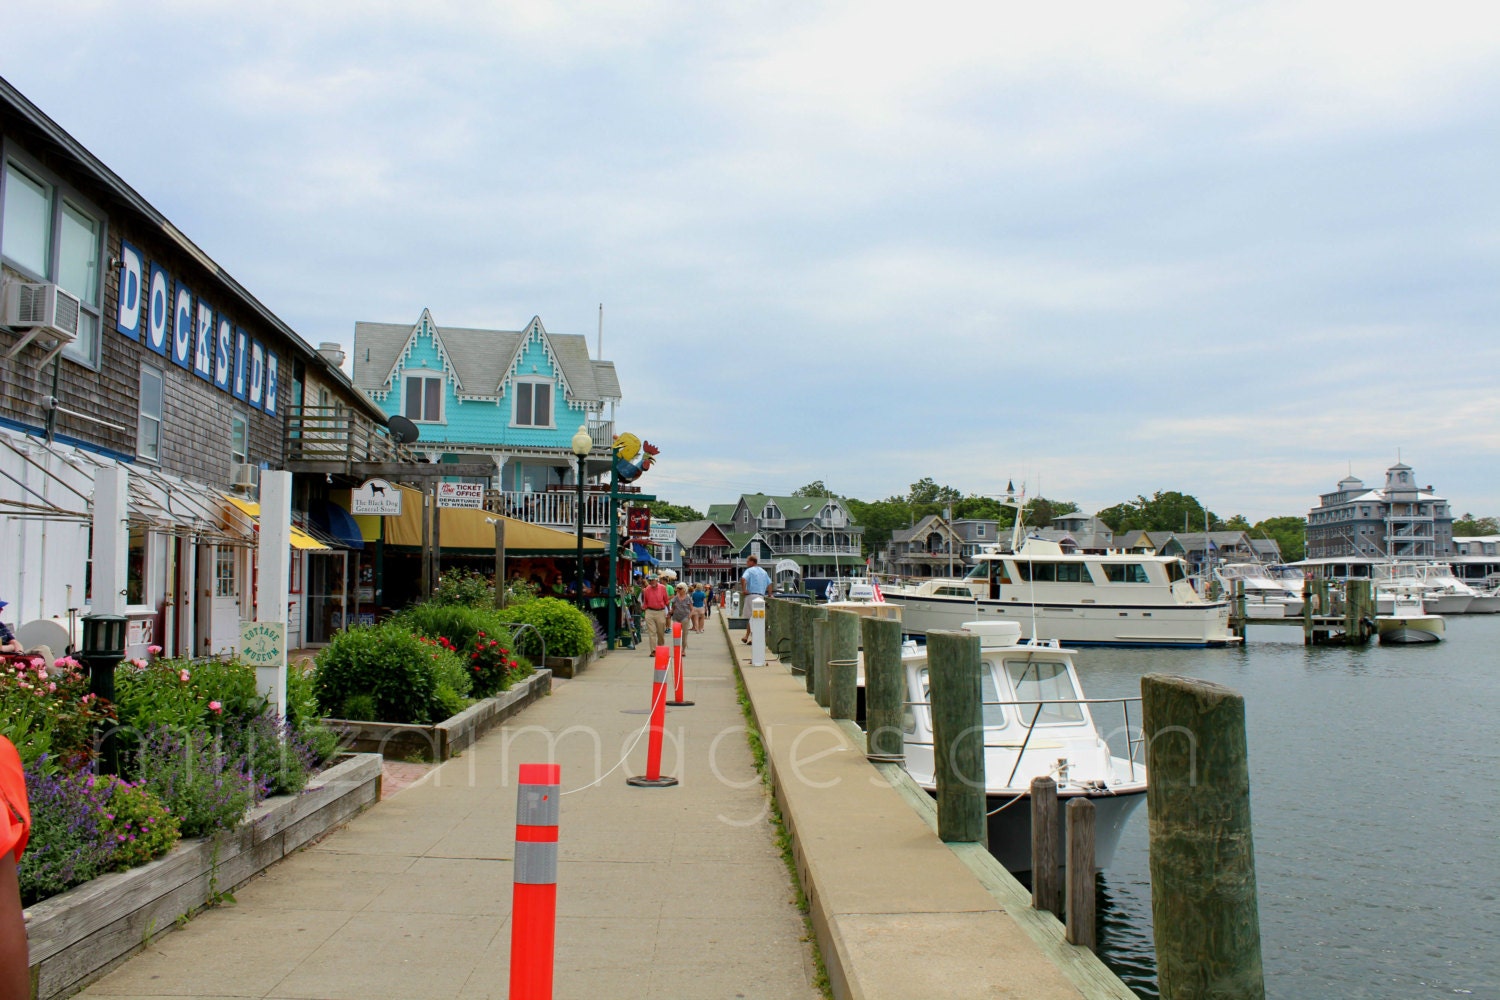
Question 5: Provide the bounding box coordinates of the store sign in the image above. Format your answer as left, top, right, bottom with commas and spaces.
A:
437, 482, 484, 508
239, 621, 286, 668
650, 525, 676, 545
627, 506, 651, 541
115, 240, 278, 415
352, 478, 403, 515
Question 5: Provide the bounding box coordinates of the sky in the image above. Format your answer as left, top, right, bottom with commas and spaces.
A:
5, 1, 1499, 521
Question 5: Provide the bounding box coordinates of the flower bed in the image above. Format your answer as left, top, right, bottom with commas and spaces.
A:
322, 668, 552, 762
23, 751, 383, 1000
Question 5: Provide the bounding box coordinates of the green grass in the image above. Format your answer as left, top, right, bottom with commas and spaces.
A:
732, 663, 832, 999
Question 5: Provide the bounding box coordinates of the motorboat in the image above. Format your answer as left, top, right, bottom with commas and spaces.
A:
894, 621, 1147, 873
1416, 563, 1478, 615
1214, 562, 1305, 617
1465, 587, 1500, 614
1376, 585, 1444, 644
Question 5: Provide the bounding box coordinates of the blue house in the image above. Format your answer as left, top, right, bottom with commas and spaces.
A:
352, 310, 621, 525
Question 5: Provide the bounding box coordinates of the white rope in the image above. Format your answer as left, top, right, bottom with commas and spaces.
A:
561, 671, 669, 795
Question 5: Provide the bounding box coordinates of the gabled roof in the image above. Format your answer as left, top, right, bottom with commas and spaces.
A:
706, 503, 739, 525
890, 514, 958, 544
674, 520, 731, 548
352, 312, 621, 405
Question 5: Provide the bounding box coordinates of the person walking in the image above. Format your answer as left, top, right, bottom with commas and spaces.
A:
690, 583, 706, 632
640, 575, 670, 654
739, 555, 772, 644
670, 584, 693, 654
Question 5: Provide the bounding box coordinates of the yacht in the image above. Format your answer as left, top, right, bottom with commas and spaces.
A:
1214, 562, 1305, 617
896, 621, 1147, 873
889, 540, 1237, 647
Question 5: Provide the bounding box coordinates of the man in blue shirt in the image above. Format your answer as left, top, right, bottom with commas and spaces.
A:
739, 556, 772, 644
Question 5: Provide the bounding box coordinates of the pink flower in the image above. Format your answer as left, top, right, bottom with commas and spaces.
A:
179, 669, 190, 682
147, 645, 163, 655
130, 658, 147, 669
208, 701, 222, 714
28, 657, 43, 668
47, 682, 56, 692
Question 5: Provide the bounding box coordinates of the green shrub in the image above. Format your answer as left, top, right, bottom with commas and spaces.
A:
133, 728, 259, 838
286, 658, 343, 765
115, 657, 264, 733
398, 603, 522, 699
18, 764, 117, 904
2, 657, 115, 772
502, 597, 595, 659
96, 777, 180, 870
339, 693, 377, 721
430, 568, 495, 608
313, 622, 470, 724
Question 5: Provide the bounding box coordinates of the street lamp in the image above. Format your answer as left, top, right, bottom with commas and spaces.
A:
81, 613, 127, 774
571, 424, 593, 611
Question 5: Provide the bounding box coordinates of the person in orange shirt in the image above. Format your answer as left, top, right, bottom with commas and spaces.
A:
1, 735, 30, 998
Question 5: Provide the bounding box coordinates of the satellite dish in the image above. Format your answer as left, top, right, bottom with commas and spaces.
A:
387, 414, 420, 444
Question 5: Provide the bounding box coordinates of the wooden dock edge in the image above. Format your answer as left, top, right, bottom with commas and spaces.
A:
728, 620, 1135, 1000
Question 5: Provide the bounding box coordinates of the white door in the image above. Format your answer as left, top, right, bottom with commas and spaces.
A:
209, 545, 244, 654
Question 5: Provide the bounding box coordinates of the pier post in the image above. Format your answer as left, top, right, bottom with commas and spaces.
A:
1065, 797, 1096, 950
1031, 776, 1060, 916
790, 602, 808, 677
1142, 673, 1265, 1000
861, 617, 905, 761
927, 630, 987, 846
804, 606, 825, 694
828, 610, 860, 720
1302, 581, 1313, 646
811, 613, 832, 708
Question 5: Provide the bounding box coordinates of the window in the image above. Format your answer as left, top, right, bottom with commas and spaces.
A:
405, 375, 443, 422
1004, 659, 1085, 725
137, 365, 164, 462
1103, 563, 1151, 583
512, 380, 551, 427
976, 525, 986, 537
231, 412, 248, 465
126, 526, 146, 606
0, 155, 106, 365
215, 547, 238, 598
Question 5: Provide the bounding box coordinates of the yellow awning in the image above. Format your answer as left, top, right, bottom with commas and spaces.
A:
381, 485, 606, 554
223, 496, 331, 551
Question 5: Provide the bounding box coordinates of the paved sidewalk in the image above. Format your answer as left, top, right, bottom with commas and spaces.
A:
80, 625, 820, 999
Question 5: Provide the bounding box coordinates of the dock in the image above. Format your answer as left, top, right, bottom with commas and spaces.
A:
1228, 579, 1377, 645
65, 609, 1131, 999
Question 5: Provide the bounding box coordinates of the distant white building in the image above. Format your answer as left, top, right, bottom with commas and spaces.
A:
1305, 462, 1455, 560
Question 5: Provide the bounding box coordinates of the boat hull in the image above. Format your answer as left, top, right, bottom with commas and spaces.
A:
982, 786, 1147, 875
890, 593, 1239, 647
1376, 617, 1444, 644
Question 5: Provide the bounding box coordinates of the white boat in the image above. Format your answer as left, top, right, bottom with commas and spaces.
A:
896, 621, 1147, 873
888, 539, 1238, 647
1465, 588, 1500, 614
1375, 586, 1444, 644
1214, 562, 1305, 617
1415, 563, 1478, 614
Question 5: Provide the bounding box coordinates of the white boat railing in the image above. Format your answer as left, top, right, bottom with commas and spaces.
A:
903, 695, 1145, 785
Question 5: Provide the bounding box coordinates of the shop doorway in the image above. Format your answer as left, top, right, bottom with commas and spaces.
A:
305, 551, 349, 645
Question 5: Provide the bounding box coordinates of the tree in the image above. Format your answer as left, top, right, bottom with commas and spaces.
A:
1454, 514, 1500, 536
844, 497, 914, 558
792, 481, 831, 498
1023, 497, 1078, 527
907, 477, 962, 505
1094, 491, 1216, 533
1250, 516, 1306, 563
642, 500, 704, 522
953, 495, 1012, 524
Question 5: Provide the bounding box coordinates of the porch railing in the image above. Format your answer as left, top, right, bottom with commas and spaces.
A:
485, 489, 613, 530
284, 406, 420, 468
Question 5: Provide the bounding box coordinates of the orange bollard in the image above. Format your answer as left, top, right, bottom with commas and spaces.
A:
508, 762, 560, 1000
668, 621, 694, 707
627, 646, 678, 787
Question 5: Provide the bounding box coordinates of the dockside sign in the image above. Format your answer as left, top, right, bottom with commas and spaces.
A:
114, 241, 279, 417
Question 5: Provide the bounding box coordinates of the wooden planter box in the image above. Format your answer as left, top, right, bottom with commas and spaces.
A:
24, 752, 384, 1000
323, 669, 552, 762
544, 651, 589, 678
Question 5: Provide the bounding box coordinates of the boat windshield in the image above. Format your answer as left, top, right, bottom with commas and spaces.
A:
917, 668, 1009, 728
1003, 658, 1085, 725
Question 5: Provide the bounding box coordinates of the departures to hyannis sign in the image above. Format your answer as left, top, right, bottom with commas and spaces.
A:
437, 482, 484, 508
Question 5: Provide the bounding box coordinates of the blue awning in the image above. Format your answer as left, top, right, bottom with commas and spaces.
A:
314, 501, 365, 550
631, 543, 658, 566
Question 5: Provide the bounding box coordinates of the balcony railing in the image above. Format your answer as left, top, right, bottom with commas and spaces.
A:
285, 406, 419, 469
485, 489, 614, 530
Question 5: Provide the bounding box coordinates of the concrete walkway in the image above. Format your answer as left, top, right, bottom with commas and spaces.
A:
80, 616, 822, 999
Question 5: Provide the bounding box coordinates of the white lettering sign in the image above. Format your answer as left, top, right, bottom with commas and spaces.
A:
650, 525, 676, 544
437, 482, 484, 508
352, 479, 403, 516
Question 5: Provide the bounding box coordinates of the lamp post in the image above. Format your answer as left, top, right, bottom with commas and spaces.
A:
571, 425, 593, 612
606, 458, 620, 649
81, 613, 127, 774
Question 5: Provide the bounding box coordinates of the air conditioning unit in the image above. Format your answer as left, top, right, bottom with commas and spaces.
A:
4, 282, 81, 363
231, 463, 259, 492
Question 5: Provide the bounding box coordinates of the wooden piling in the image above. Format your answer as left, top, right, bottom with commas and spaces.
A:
861, 616, 905, 761
804, 606, 825, 694
1065, 797, 1096, 950
1142, 673, 1265, 1000
1030, 776, 1060, 916
812, 615, 832, 708
926, 630, 986, 845
828, 610, 860, 720
790, 602, 808, 677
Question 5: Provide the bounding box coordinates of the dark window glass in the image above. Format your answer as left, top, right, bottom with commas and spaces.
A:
424, 377, 441, 421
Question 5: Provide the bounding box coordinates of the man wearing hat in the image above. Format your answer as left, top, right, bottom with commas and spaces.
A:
0, 602, 21, 655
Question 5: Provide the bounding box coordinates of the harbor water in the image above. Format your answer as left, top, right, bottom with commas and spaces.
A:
1076, 615, 1500, 999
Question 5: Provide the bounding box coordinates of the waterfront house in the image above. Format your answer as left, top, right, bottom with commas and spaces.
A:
351, 310, 622, 533
1305, 462, 1455, 560
883, 515, 963, 580
673, 521, 735, 587
709, 493, 864, 580
0, 76, 384, 656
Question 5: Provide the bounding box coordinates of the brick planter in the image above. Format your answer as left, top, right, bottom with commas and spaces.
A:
24, 752, 384, 1000
322, 668, 552, 762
